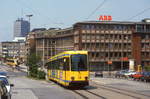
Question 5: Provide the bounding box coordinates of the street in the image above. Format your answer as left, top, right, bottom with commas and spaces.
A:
0, 64, 150, 99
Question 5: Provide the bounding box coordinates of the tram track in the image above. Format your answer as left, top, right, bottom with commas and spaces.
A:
91, 81, 150, 99
72, 88, 106, 99
73, 90, 89, 99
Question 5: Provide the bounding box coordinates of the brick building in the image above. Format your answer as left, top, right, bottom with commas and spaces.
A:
27, 19, 150, 71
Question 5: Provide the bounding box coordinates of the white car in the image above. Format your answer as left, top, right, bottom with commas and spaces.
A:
0, 75, 14, 99
124, 70, 136, 76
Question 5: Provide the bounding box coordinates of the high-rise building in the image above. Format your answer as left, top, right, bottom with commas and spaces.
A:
14, 18, 30, 38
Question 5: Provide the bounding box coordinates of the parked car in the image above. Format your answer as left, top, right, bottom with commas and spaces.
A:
131, 72, 143, 80
0, 75, 14, 99
115, 70, 127, 78
0, 72, 7, 76
0, 80, 10, 99
123, 70, 136, 78
95, 71, 103, 77
115, 70, 136, 78
140, 72, 150, 82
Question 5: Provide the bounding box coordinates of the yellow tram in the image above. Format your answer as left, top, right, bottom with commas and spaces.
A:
46, 51, 89, 87
5, 58, 18, 67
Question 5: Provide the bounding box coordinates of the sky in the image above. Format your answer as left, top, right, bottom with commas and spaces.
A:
0, 0, 150, 42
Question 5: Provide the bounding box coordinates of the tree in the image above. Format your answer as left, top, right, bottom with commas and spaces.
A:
27, 53, 41, 78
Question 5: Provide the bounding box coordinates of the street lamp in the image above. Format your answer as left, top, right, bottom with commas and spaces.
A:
26, 14, 33, 22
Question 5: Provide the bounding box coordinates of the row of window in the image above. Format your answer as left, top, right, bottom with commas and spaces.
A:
47, 58, 69, 70
89, 52, 131, 59
141, 52, 150, 58
81, 24, 134, 30
82, 43, 131, 50
81, 34, 131, 40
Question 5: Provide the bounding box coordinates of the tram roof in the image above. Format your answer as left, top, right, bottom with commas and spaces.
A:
48, 50, 88, 61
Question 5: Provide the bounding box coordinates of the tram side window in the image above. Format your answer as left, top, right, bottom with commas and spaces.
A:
53, 60, 59, 70
52, 61, 55, 69
55, 60, 59, 70
59, 59, 64, 70
47, 62, 51, 69
63, 58, 70, 70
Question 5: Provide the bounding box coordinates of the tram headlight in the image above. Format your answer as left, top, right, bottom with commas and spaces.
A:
71, 77, 75, 81
85, 77, 88, 80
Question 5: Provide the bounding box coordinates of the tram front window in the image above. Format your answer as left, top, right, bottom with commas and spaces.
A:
71, 54, 87, 71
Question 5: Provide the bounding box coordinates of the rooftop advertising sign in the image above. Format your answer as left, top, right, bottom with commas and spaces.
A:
98, 15, 112, 21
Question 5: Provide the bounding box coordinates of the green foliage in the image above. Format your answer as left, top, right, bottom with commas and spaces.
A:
37, 70, 46, 79
27, 53, 40, 78
29, 64, 38, 78
27, 53, 41, 66
144, 66, 150, 71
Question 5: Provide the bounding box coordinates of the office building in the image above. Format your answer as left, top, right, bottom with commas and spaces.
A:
26, 19, 150, 71
14, 18, 30, 38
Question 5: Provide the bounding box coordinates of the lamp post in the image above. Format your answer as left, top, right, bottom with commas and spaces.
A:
26, 14, 33, 76
26, 14, 33, 22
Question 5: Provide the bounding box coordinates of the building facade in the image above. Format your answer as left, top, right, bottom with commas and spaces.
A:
26, 19, 150, 71
14, 18, 30, 38
1, 41, 26, 62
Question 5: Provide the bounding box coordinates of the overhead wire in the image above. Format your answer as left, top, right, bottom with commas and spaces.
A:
86, 0, 107, 20
127, 7, 150, 20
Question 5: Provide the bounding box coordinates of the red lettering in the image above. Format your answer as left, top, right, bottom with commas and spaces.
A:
108, 16, 112, 21
103, 15, 107, 20
98, 15, 112, 21
99, 16, 104, 21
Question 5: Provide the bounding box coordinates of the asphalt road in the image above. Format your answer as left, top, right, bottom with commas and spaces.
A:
0, 64, 79, 99
1, 64, 150, 99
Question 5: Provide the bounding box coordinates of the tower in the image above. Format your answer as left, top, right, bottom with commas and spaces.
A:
14, 18, 30, 38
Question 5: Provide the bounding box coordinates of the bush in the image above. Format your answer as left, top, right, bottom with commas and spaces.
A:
29, 64, 38, 78
27, 53, 40, 78
37, 70, 46, 79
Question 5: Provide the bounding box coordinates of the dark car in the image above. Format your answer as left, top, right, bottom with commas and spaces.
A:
95, 71, 103, 77
115, 70, 127, 78
140, 72, 150, 82
0, 80, 10, 99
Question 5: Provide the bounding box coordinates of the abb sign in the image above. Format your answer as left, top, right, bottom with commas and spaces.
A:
98, 15, 112, 21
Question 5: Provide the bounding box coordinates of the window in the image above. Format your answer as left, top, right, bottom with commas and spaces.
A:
136, 24, 144, 32
96, 53, 99, 58
91, 25, 95, 29
86, 25, 90, 29
63, 58, 70, 70
0, 77, 9, 85
71, 54, 87, 71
